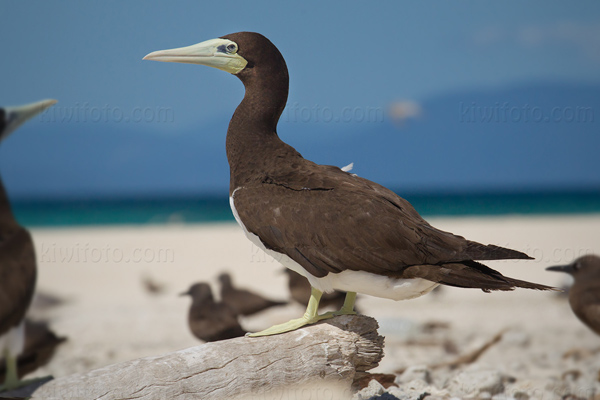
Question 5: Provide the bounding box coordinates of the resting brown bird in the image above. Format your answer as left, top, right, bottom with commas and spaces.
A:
0, 320, 66, 382
144, 32, 554, 337
284, 269, 347, 311
218, 272, 286, 316
141, 273, 166, 296
0, 99, 56, 391
180, 283, 246, 342
547, 255, 600, 336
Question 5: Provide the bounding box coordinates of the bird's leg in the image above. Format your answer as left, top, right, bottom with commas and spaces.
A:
320, 291, 358, 318
0, 350, 19, 392
339, 291, 357, 315
247, 287, 334, 337
0, 349, 51, 392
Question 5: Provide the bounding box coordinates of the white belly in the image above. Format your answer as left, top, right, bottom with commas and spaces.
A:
0, 319, 26, 357
229, 191, 439, 301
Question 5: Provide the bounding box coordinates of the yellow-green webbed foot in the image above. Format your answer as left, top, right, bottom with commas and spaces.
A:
248, 287, 335, 337
0, 350, 39, 392
0, 350, 51, 393
0, 351, 19, 392
319, 291, 358, 319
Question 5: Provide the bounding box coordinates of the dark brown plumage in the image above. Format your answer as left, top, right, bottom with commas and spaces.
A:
547, 255, 600, 336
0, 184, 36, 338
180, 283, 246, 342
0, 101, 55, 390
284, 269, 346, 311
0, 320, 66, 381
218, 272, 286, 316
219, 32, 551, 293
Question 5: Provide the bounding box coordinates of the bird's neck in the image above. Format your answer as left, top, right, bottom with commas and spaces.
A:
0, 177, 18, 233
221, 280, 233, 291
191, 296, 214, 310
226, 70, 300, 193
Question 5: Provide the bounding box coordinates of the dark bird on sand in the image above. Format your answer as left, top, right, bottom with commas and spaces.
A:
29, 291, 66, 314
0, 99, 56, 391
180, 283, 246, 342
284, 269, 349, 311
0, 320, 66, 382
547, 255, 600, 336
218, 272, 287, 316
141, 273, 166, 296
145, 32, 554, 337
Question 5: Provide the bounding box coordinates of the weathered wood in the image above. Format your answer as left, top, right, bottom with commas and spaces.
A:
29, 315, 384, 400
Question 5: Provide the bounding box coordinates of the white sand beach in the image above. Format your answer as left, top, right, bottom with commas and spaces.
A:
25, 214, 600, 399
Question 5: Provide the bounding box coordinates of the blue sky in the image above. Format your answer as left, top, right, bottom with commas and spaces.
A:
1, 1, 599, 199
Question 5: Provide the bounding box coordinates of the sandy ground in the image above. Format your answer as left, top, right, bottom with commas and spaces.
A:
24, 215, 600, 399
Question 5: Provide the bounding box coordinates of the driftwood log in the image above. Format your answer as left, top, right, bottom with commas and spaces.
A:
26, 315, 383, 400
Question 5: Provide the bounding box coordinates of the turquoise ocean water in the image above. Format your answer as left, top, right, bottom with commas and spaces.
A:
12, 190, 600, 227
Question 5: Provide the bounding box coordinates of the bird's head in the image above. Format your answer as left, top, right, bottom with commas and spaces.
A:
217, 272, 232, 287
180, 282, 213, 301
143, 32, 287, 83
546, 254, 600, 278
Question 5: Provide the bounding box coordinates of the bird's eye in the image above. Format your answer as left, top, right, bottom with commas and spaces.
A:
226, 43, 237, 53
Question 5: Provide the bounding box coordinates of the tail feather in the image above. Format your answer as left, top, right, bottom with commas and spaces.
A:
402, 260, 556, 292
464, 241, 533, 261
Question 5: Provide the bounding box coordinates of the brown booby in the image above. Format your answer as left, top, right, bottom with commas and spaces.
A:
144, 32, 554, 336
218, 272, 287, 316
180, 283, 246, 342
547, 255, 600, 336
0, 99, 56, 390
141, 273, 167, 296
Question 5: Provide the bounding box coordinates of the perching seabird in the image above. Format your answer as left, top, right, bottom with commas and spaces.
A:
144, 32, 554, 336
0, 99, 56, 391
180, 283, 246, 342
547, 255, 600, 336
218, 272, 287, 316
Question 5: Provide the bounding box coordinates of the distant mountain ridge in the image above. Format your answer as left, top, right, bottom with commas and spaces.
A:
290, 81, 600, 193
1, 82, 598, 200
